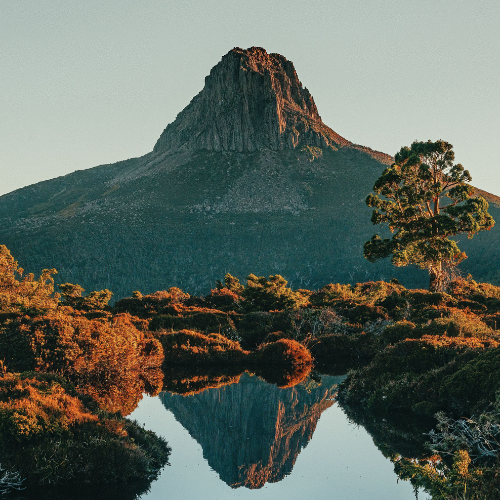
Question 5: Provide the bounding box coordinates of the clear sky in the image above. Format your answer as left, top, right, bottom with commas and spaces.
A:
1, 0, 499, 197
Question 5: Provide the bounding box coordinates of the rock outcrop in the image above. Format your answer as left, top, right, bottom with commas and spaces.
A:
153, 47, 351, 154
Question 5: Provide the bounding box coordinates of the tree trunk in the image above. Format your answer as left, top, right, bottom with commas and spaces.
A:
429, 263, 445, 292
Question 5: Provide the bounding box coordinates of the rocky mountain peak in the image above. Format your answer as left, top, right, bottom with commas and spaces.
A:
153, 47, 351, 154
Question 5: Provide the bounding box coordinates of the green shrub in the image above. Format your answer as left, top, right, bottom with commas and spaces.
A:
340, 336, 500, 418
381, 321, 417, 345
307, 333, 379, 367
242, 274, 305, 312
236, 311, 291, 349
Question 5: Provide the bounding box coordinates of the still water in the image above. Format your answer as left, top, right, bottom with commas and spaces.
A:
131, 373, 429, 500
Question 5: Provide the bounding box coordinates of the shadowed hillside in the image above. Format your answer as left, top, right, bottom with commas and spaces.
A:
1, 47, 498, 297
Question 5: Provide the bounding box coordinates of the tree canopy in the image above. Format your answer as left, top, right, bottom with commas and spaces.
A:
364, 140, 494, 291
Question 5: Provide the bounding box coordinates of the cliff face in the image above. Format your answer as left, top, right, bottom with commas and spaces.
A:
160, 373, 343, 489
153, 47, 351, 154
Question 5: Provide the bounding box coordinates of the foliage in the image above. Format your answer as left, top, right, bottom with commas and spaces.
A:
0, 372, 97, 440
0, 311, 164, 415
287, 307, 343, 341
236, 311, 291, 349
149, 307, 236, 337
242, 274, 308, 312
113, 287, 190, 318
0, 373, 170, 487
380, 320, 417, 345
59, 283, 113, 311
394, 450, 499, 500
310, 281, 406, 309
251, 339, 313, 388
339, 336, 500, 419
205, 286, 242, 310
307, 333, 380, 369
391, 398, 500, 499
251, 338, 312, 368
0, 246, 173, 490
0, 244, 58, 317
215, 273, 244, 294
156, 329, 248, 366
429, 408, 500, 462
364, 140, 494, 291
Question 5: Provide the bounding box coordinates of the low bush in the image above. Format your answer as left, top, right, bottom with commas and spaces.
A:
113, 288, 190, 318
0, 311, 164, 415
0, 372, 170, 487
340, 336, 500, 418
250, 339, 312, 369
156, 329, 248, 366
204, 287, 242, 311
307, 333, 380, 367
380, 321, 418, 345
150, 308, 236, 335
236, 311, 291, 349
250, 339, 313, 388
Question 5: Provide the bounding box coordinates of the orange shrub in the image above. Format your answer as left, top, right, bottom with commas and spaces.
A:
156, 329, 248, 366
251, 338, 312, 368
0, 373, 97, 439
0, 311, 164, 415
0, 245, 58, 317
256, 363, 312, 388
205, 287, 242, 310
114, 287, 190, 318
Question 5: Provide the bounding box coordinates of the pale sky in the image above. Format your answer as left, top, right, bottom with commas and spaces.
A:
1, 0, 499, 197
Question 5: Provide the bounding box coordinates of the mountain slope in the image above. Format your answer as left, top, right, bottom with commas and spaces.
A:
0, 47, 498, 297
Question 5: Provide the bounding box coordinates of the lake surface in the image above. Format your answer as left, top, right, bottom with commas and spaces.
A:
131, 373, 429, 500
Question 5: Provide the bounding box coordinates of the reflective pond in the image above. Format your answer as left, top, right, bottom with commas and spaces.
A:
130, 373, 429, 500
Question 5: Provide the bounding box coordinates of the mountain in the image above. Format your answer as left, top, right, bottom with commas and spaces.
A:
0, 47, 499, 297
160, 373, 342, 489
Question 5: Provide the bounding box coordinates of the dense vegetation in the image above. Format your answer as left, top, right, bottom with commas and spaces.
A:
112, 271, 500, 498
365, 140, 494, 292
0, 245, 170, 495
3, 146, 500, 302
1, 243, 499, 498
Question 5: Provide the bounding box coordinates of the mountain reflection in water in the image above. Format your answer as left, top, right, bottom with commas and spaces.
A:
160, 372, 343, 489
131, 372, 424, 500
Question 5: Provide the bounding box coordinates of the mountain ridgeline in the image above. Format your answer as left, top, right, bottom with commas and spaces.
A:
1, 47, 499, 298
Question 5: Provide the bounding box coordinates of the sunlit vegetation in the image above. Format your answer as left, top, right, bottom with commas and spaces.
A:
113, 270, 499, 498
0, 245, 170, 489
251, 338, 312, 370
162, 366, 244, 395
0, 372, 170, 489
334, 277, 500, 499
3, 243, 500, 497
157, 329, 248, 366
250, 338, 313, 388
